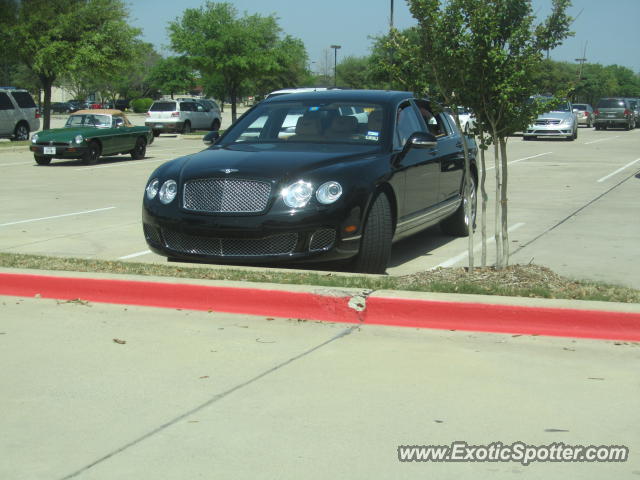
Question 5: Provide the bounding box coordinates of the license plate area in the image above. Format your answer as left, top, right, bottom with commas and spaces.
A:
43, 147, 56, 155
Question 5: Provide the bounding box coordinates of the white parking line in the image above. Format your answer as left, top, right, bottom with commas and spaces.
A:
584, 136, 620, 145
597, 158, 640, 183
0, 207, 116, 227
434, 223, 526, 268
118, 250, 151, 260
0, 161, 34, 167
74, 158, 172, 171
485, 152, 552, 171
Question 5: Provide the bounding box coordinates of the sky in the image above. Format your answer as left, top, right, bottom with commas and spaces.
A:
126, 0, 640, 74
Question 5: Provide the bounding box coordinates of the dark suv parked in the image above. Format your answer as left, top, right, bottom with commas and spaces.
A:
594, 98, 635, 130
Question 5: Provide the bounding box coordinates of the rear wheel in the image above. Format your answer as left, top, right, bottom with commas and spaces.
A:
12, 122, 29, 141
34, 155, 51, 165
441, 174, 477, 237
82, 141, 100, 165
130, 137, 147, 160
352, 193, 393, 274
152, 129, 160, 137
182, 121, 191, 134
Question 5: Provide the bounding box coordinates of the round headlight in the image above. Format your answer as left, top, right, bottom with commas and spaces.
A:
145, 178, 159, 200
316, 181, 342, 205
282, 180, 313, 209
74, 135, 83, 144
159, 179, 177, 204
31, 134, 38, 144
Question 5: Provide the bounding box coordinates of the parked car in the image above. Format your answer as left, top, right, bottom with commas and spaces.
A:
572, 103, 594, 127
594, 98, 635, 130
523, 99, 578, 140
0, 87, 40, 141
198, 98, 222, 125
445, 106, 476, 133
145, 99, 221, 136
50, 102, 74, 114
67, 100, 85, 112
29, 109, 153, 165
625, 98, 640, 126
142, 90, 478, 274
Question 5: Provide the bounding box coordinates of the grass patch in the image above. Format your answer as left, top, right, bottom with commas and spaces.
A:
0, 140, 29, 148
0, 252, 638, 304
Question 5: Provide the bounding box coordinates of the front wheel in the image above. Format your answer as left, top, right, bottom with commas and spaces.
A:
352, 193, 393, 274
82, 141, 100, 165
440, 175, 477, 237
130, 137, 147, 160
211, 119, 221, 131
182, 121, 191, 134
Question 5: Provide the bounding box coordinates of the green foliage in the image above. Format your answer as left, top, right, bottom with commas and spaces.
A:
146, 56, 196, 98
168, 1, 307, 120
4, 0, 142, 128
335, 56, 375, 89
130, 98, 154, 113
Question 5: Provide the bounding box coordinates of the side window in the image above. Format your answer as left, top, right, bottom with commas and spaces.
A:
394, 103, 423, 149
179, 102, 192, 112
0, 92, 14, 110
415, 100, 448, 137
12, 92, 36, 108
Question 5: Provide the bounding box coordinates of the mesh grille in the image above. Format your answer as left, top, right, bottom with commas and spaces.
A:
162, 230, 298, 257
309, 229, 336, 252
183, 178, 271, 213
535, 119, 561, 125
143, 224, 162, 246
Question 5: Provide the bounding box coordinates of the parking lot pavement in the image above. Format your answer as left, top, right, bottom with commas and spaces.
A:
1, 295, 638, 480
0, 126, 639, 288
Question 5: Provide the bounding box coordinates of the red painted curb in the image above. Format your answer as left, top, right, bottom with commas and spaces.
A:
1, 272, 639, 341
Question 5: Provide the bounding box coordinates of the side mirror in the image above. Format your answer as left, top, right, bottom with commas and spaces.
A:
203, 130, 220, 145
407, 131, 437, 149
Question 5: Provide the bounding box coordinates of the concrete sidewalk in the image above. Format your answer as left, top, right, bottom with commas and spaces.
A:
1, 294, 638, 479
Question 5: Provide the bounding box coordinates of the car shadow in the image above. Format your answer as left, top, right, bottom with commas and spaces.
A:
387, 225, 456, 268
33, 155, 140, 167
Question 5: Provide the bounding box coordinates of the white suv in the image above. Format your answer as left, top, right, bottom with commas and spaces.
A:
0, 88, 40, 141
145, 99, 222, 136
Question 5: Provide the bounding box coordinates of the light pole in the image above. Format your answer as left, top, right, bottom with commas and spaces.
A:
330, 45, 341, 87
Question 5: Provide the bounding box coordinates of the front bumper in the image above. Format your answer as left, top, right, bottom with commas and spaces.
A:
145, 121, 184, 133
30, 144, 87, 159
523, 125, 573, 137
142, 202, 363, 265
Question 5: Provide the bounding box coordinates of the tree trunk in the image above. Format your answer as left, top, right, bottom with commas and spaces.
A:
478, 130, 488, 267
230, 85, 237, 123
492, 135, 503, 268
39, 75, 54, 130
499, 137, 510, 267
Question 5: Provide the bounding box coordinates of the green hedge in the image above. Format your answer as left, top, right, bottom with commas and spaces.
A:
130, 98, 154, 113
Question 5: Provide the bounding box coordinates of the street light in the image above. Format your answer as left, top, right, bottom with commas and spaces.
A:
330, 44, 341, 87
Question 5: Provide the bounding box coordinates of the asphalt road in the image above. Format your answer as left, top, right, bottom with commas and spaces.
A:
1, 296, 638, 479
0, 121, 638, 288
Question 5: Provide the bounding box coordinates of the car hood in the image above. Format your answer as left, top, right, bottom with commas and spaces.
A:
169, 143, 381, 183
537, 111, 573, 121
34, 127, 98, 142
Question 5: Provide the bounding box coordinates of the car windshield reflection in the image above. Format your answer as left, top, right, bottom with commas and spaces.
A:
65, 114, 111, 128
223, 101, 385, 146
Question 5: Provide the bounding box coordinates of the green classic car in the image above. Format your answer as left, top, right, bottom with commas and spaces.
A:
29, 109, 153, 165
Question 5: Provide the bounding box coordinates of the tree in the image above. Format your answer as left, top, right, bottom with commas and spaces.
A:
5, 0, 141, 129
336, 56, 373, 89
169, 2, 306, 122
407, 0, 573, 269
147, 56, 196, 99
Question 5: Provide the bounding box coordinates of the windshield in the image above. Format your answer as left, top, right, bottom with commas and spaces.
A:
65, 114, 111, 128
222, 101, 385, 146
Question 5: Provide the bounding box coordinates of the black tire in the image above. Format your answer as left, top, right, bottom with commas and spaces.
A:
12, 122, 29, 141
523, 136, 534, 141
130, 137, 147, 160
82, 141, 100, 165
182, 121, 191, 134
440, 174, 477, 237
34, 155, 51, 165
211, 119, 221, 131
352, 193, 393, 274
152, 129, 160, 137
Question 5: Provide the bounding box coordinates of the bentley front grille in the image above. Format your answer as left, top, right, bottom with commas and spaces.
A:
162, 230, 298, 257
183, 178, 271, 213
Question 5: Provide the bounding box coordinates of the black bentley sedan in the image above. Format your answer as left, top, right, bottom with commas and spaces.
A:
142, 90, 477, 273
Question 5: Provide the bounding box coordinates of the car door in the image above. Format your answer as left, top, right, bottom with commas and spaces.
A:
0, 92, 13, 136
393, 100, 440, 229
437, 113, 466, 203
